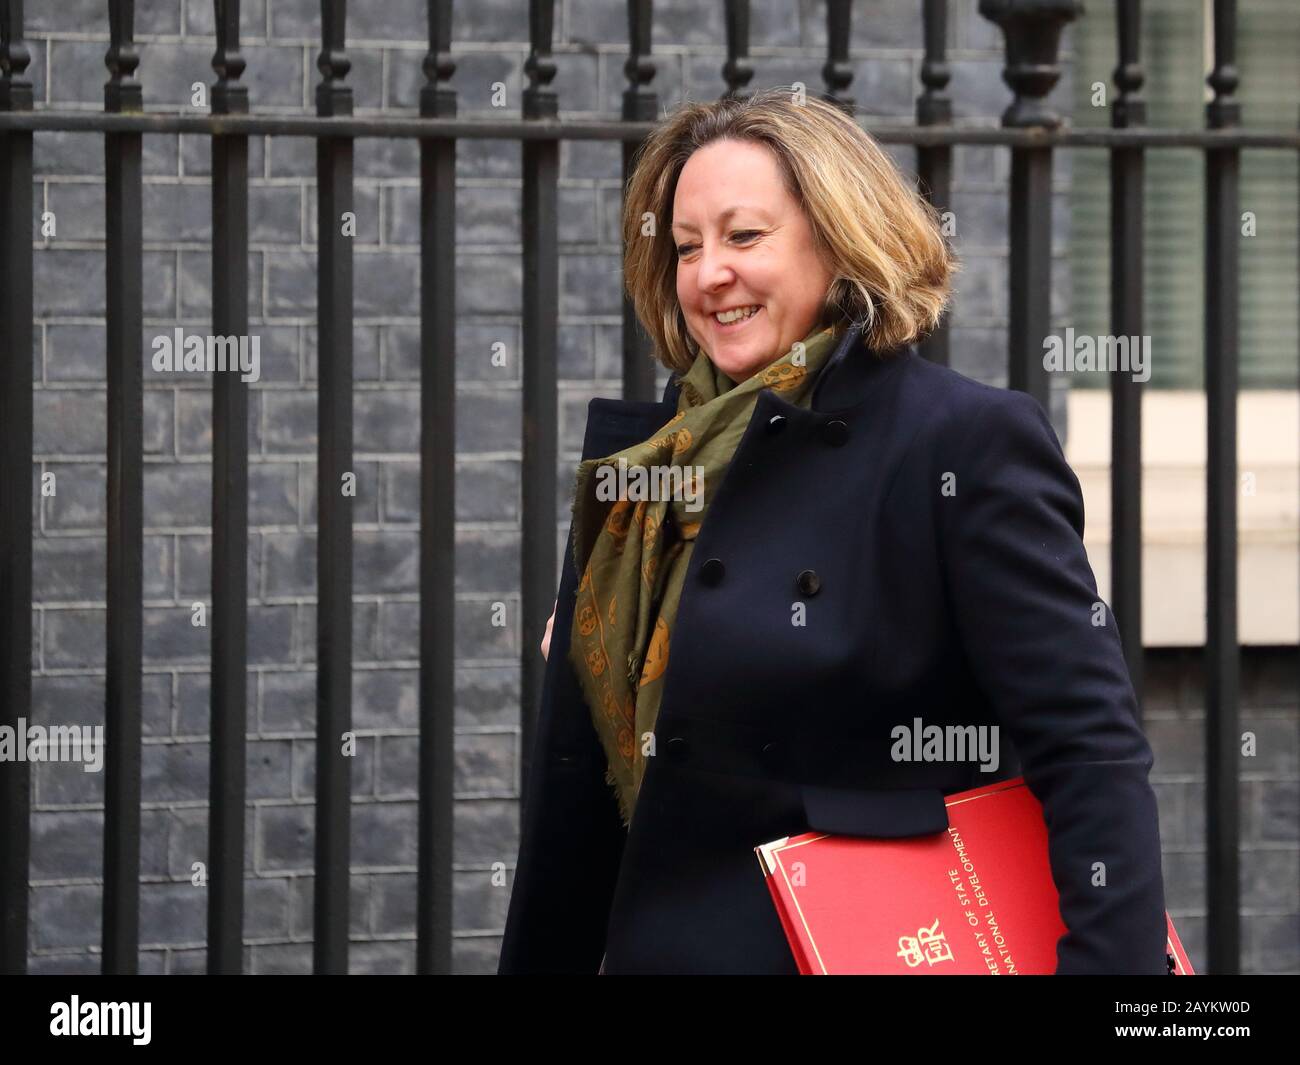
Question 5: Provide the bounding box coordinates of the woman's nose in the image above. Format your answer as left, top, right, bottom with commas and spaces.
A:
696, 243, 736, 291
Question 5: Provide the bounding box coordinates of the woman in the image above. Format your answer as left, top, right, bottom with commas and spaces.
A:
499, 88, 1168, 975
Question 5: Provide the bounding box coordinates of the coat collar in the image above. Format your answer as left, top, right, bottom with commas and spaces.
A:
660, 320, 912, 416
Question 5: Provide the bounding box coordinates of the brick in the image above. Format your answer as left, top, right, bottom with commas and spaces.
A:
30, 953, 102, 975
247, 738, 296, 801
261, 390, 318, 454
249, 185, 305, 244
30, 1, 179, 34
302, 323, 382, 381
453, 527, 520, 593
142, 672, 174, 737
350, 802, 417, 866
1244, 914, 1300, 974
375, 736, 418, 799
143, 181, 212, 242
139, 881, 208, 948
446, 51, 521, 116
457, 251, 522, 315
352, 668, 418, 729
455, 865, 511, 929
179, 134, 268, 178
178, 244, 266, 316
142, 740, 211, 802
44, 324, 107, 383
370, 872, 416, 934
173, 669, 258, 738
455, 936, 504, 974
243, 875, 291, 939
175, 532, 261, 600
457, 137, 522, 180
30, 884, 101, 950
291, 600, 379, 665
1249, 780, 1299, 845
454, 388, 520, 454
455, 731, 515, 796
454, 798, 518, 864
167, 805, 257, 878
167, 948, 209, 973
354, 530, 418, 593
34, 129, 178, 178
291, 736, 376, 800
42, 607, 105, 668
1145, 717, 1205, 778
354, 389, 419, 453
256, 803, 314, 872
1159, 850, 1203, 913
305, 183, 381, 244
349, 940, 416, 974
182, 0, 270, 41
1242, 849, 1300, 909
260, 670, 315, 733
30, 810, 105, 879
559, 251, 622, 316
176, 388, 264, 457
454, 665, 520, 728
288, 874, 370, 939
377, 600, 418, 661
250, 943, 313, 974
298, 459, 383, 524
453, 595, 518, 659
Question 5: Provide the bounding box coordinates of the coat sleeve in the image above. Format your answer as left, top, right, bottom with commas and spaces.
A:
936, 387, 1168, 975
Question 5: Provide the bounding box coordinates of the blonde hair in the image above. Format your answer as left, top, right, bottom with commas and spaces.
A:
623, 87, 958, 373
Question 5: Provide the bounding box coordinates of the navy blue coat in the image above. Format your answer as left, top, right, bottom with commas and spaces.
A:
498, 322, 1168, 975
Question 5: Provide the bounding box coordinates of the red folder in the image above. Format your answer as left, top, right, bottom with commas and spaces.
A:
756, 776, 1193, 975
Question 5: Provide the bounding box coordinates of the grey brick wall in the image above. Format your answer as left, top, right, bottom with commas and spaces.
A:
22, 0, 1295, 975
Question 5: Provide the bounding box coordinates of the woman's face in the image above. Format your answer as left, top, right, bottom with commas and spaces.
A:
671, 138, 833, 384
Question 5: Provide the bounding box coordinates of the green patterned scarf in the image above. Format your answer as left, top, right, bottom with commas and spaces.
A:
567, 322, 843, 827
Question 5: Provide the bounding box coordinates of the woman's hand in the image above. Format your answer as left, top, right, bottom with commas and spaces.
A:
541, 598, 557, 661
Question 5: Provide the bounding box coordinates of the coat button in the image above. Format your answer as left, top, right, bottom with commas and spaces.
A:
796, 569, 821, 597
699, 558, 725, 586
822, 419, 849, 446
760, 740, 785, 771
664, 736, 689, 763
766, 414, 788, 434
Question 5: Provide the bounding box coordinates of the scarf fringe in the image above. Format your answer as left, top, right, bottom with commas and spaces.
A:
606, 763, 635, 829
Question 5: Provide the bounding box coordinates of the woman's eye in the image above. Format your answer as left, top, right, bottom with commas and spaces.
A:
675, 231, 759, 257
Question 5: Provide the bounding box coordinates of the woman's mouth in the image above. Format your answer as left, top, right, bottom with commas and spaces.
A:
711, 305, 763, 332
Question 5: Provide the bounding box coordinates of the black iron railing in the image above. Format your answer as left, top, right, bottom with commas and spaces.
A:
0, 0, 1295, 976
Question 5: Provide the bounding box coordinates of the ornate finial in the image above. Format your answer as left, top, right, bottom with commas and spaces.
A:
1206, 0, 1239, 130
917, 0, 952, 126
421, 0, 456, 118
105, 0, 142, 113
316, 0, 352, 117
0, 0, 33, 112
978, 0, 1082, 129
821, 0, 855, 115
721, 0, 753, 100
523, 0, 556, 120
212, 0, 248, 115
1112, 0, 1145, 129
